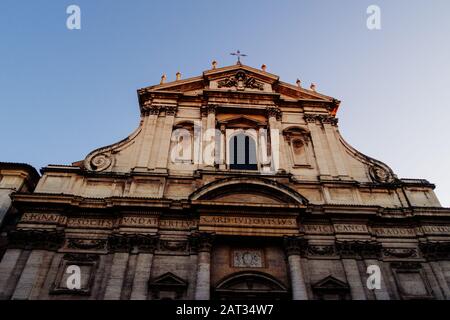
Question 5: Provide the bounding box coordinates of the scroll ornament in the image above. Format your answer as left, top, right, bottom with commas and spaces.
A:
369, 165, 395, 184
90, 153, 112, 172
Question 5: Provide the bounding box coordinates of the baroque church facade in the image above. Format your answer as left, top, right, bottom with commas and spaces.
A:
1, 62, 449, 300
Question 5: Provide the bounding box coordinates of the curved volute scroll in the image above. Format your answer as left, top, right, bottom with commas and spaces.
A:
83, 124, 142, 172
338, 133, 398, 184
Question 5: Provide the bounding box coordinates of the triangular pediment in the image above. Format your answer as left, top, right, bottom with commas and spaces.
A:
312, 275, 349, 290
138, 64, 334, 102
149, 272, 187, 288
218, 115, 266, 128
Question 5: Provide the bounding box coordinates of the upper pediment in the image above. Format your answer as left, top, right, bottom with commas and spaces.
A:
137, 63, 335, 102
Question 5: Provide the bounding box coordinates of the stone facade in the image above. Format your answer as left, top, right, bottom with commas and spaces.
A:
1, 63, 449, 300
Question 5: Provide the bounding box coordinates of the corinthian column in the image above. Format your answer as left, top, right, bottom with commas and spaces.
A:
192, 233, 214, 300
284, 236, 308, 300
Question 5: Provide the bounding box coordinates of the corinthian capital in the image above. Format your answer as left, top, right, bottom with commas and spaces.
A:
283, 236, 307, 256
189, 232, 215, 253
164, 105, 178, 116
266, 106, 282, 121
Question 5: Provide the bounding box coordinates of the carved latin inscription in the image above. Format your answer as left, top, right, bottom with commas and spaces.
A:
67, 218, 114, 229
334, 224, 369, 234
159, 219, 198, 230
21, 213, 61, 224
304, 224, 334, 234
373, 227, 416, 237
200, 216, 297, 228
120, 216, 158, 227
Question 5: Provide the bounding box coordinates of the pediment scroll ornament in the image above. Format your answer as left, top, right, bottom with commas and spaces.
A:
218, 70, 264, 91
369, 165, 396, 184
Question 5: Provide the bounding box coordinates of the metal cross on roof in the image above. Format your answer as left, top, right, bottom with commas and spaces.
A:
230, 50, 247, 64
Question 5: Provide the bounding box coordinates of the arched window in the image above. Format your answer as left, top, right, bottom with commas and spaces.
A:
229, 133, 257, 170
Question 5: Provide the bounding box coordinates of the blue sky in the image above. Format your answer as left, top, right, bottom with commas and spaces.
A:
1, 0, 449, 206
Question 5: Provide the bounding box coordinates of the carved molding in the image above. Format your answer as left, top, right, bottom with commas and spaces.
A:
304, 114, 338, 125
63, 253, 100, 262
265, 106, 282, 121
217, 70, 264, 91
306, 245, 337, 257
336, 241, 382, 259
8, 229, 65, 250
159, 240, 188, 252
108, 233, 159, 253
369, 165, 396, 184
67, 238, 107, 251
383, 248, 419, 259
141, 103, 178, 117
419, 242, 450, 260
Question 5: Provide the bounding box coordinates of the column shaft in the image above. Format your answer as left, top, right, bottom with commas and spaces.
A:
195, 251, 211, 300
12, 250, 45, 300
342, 259, 367, 300
104, 252, 129, 300
287, 254, 308, 300
130, 253, 154, 300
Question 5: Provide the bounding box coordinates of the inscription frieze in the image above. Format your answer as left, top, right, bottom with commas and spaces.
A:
200, 216, 297, 228
372, 227, 416, 237
21, 213, 61, 224
303, 224, 334, 234
159, 219, 197, 230
67, 218, 114, 229
120, 216, 158, 228
334, 224, 368, 234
